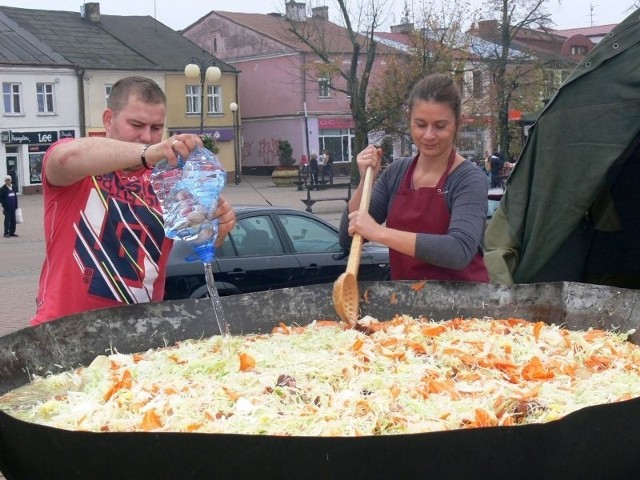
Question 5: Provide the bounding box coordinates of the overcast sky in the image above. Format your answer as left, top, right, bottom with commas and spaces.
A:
0, 0, 635, 31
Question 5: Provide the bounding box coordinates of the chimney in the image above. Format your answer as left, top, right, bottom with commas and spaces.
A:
285, 0, 306, 22
81, 2, 101, 23
390, 21, 414, 34
477, 19, 498, 35
311, 6, 328, 21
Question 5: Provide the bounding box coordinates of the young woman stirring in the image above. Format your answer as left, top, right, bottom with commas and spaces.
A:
339, 73, 489, 282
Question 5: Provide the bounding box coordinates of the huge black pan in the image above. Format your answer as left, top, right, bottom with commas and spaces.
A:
1, 281, 640, 479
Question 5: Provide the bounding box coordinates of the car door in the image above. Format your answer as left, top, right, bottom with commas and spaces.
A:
215, 213, 302, 294
275, 212, 347, 286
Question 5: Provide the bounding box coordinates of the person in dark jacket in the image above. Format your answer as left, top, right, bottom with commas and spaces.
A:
489, 153, 504, 188
321, 149, 334, 184
309, 153, 319, 187
0, 175, 19, 237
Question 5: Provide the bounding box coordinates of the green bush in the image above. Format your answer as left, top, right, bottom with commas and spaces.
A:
201, 134, 219, 154
277, 139, 295, 167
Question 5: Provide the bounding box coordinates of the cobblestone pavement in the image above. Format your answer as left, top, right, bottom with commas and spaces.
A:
0, 175, 350, 338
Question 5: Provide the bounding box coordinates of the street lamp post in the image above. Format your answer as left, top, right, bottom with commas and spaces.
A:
229, 102, 241, 184
184, 52, 222, 135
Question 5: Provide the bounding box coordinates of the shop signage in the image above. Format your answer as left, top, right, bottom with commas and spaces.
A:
9, 131, 58, 145
318, 117, 354, 129
170, 128, 234, 141
0, 131, 9, 143
59, 130, 76, 139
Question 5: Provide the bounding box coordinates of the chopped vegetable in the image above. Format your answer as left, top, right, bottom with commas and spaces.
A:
2, 316, 640, 436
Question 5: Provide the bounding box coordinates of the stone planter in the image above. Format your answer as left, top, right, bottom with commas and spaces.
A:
271, 168, 299, 187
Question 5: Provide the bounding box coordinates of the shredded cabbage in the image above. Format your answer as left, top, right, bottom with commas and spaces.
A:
2, 316, 640, 436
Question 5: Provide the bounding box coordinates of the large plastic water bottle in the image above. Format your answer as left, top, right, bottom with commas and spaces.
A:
150, 145, 227, 263
151, 145, 230, 338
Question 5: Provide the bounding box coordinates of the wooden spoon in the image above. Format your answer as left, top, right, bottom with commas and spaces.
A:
333, 165, 374, 326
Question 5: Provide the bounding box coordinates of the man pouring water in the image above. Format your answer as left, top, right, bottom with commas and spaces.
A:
31, 76, 236, 326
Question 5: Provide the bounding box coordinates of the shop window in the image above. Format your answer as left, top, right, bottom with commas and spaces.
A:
29, 150, 45, 184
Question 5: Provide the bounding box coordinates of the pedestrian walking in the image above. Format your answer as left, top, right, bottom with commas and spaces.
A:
0, 175, 19, 237
309, 152, 319, 187
321, 149, 334, 184
489, 152, 504, 188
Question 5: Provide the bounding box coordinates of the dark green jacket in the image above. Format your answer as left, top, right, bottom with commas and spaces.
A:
484, 8, 640, 286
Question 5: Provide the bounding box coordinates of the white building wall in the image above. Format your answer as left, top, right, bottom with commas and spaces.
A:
1, 67, 79, 193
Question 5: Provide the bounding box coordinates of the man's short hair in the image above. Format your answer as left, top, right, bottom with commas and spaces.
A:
107, 76, 166, 113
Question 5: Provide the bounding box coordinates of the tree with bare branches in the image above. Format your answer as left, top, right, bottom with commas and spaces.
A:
367, 0, 474, 154
472, 0, 559, 161
284, 0, 395, 178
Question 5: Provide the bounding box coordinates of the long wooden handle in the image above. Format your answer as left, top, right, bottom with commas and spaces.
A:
345, 166, 373, 277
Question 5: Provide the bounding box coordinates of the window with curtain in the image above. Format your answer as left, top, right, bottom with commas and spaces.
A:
186, 85, 201, 114
2, 82, 22, 114
207, 85, 222, 114
36, 82, 55, 114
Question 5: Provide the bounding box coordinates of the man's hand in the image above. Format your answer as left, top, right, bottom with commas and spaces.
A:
213, 196, 236, 247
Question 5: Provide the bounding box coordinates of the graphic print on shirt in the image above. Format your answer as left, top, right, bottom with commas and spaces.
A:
73, 174, 165, 305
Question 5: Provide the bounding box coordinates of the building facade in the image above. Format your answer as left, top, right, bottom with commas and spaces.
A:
0, 3, 239, 193
183, 2, 396, 174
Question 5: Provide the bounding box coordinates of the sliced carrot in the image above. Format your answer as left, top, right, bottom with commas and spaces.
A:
354, 399, 373, 416
271, 323, 291, 334
533, 321, 545, 342
103, 369, 133, 401
314, 320, 340, 328
521, 356, 554, 380
422, 324, 446, 337
239, 352, 256, 371
223, 386, 241, 400
140, 408, 163, 431
352, 337, 365, 352
472, 408, 497, 427
389, 292, 398, 305
501, 415, 515, 426
585, 329, 607, 341
420, 376, 460, 400
390, 385, 401, 399
404, 339, 427, 354
584, 355, 614, 370
513, 383, 542, 400
380, 338, 400, 347
379, 349, 406, 361
168, 353, 186, 365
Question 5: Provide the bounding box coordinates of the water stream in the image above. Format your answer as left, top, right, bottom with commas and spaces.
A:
204, 262, 229, 338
